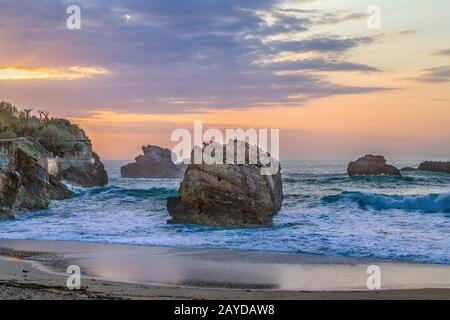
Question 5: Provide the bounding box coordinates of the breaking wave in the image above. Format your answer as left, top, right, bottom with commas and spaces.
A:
322, 191, 450, 213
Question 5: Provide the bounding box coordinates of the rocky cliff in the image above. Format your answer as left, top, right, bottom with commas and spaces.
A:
35, 118, 108, 187
0, 141, 72, 218
0, 100, 108, 217
121, 145, 185, 178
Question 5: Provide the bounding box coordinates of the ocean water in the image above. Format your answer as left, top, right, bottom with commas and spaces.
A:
0, 160, 449, 264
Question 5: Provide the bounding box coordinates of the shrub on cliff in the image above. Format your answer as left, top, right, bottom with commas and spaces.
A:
37, 125, 76, 156
0, 129, 18, 139
37, 118, 90, 156
0, 105, 19, 134
0, 101, 18, 114
0, 101, 89, 156
0, 102, 42, 137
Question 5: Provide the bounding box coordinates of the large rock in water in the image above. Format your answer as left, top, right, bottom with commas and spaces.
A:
348, 155, 401, 177
121, 145, 185, 178
166, 140, 283, 226
0, 142, 72, 218
418, 161, 450, 174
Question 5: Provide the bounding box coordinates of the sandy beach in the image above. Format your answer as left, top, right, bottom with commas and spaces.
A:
0, 239, 449, 300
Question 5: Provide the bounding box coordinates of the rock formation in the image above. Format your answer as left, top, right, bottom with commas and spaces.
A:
0, 100, 108, 217
0, 142, 72, 218
347, 155, 401, 177
418, 161, 450, 174
58, 151, 108, 188
37, 119, 108, 188
400, 167, 417, 172
121, 145, 185, 178
166, 140, 283, 226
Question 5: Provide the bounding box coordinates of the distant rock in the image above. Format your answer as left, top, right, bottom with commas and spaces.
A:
347, 155, 401, 177
400, 167, 417, 172
121, 145, 185, 178
418, 161, 450, 174
166, 140, 283, 226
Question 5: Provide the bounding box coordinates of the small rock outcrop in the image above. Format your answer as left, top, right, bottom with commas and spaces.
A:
166, 140, 283, 226
400, 167, 417, 172
121, 145, 185, 178
0, 142, 72, 218
348, 155, 401, 177
418, 161, 450, 174
59, 151, 108, 188
48, 174, 73, 200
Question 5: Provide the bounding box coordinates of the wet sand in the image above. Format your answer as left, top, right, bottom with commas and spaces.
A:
0, 239, 449, 299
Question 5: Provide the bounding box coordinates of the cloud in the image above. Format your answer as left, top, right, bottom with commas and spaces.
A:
276, 8, 365, 25
0, 0, 386, 113
394, 30, 418, 36
315, 12, 366, 25
432, 49, 450, 57
265, 58, 380, 72
266, 36, 373, 53
408, 66, 450, 83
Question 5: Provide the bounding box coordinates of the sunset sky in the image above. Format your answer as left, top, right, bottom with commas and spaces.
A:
1, 0, 449, 160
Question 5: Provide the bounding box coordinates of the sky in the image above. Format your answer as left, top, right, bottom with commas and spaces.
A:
0, 0, 449, 160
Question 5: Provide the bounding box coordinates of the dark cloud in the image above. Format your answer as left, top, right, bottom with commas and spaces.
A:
395, 30, 417, 36
432, 49, 450, 57
0, 0, 386, 113
266, 36, 373, 53
408, 66, 450, 83
266, 58, 380, 72
315, 12, 365, 25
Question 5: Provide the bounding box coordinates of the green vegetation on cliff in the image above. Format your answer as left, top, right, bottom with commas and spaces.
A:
0, 101, 90, 157
0, 101, 108, 216
17, 139, 41, 158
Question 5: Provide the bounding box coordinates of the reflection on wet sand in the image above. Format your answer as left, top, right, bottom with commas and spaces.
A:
1, 239, 450, 291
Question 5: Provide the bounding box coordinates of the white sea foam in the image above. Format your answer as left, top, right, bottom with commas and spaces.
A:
0, 160, 449, 264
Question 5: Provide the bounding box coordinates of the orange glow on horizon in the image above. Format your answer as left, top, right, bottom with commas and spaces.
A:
70, 83, 450, 160
0, 66, 109, 80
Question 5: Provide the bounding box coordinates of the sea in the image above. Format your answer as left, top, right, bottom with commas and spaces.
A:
0, 160, 449, 264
